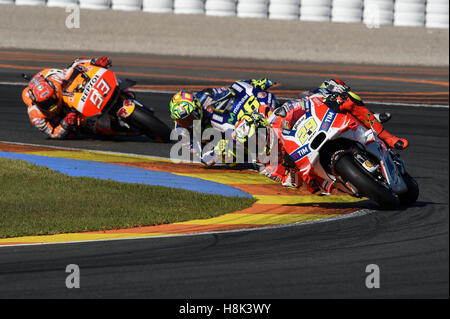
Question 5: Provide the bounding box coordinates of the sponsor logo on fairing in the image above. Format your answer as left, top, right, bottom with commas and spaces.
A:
80, 73, 101, 104
320, 109, 337, 132
212, 114, 224, 123
290, 145, 311, 162
232, 95, 249, 114
231, 83, 243, 93
257, 92, 267, 99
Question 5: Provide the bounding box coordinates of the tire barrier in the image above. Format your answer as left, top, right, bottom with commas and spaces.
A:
237, 0, 268, 18
47, 0, 77, 6
331, 0, 363, 23
14, 0, 45, 5
300, 0, 331, 22
394, 0, 425, 26
111, 0, 142, 10
269, 0, 300, 20
3, 0, 448, 28
363, 0, 394, 26
79, 0, 111, 9
425, 0, 449, 28
142, 0, 173, 13
174, 0, 205, 14
205, 0, 236, 16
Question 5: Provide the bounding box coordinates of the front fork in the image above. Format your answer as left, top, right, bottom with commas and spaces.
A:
353, 128, 408, 194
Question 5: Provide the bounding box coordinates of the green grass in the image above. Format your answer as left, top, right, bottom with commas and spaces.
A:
0, 158, 255, 238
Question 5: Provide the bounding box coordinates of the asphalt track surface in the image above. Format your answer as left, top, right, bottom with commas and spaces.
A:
0, 49, 448, 298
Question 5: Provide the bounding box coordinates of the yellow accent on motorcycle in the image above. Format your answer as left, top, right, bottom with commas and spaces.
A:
236, 96, 261, 122
348, 91, 362, 101
48, 104, 58, 112
364, 161, 373, 168
297, 117, 317, 145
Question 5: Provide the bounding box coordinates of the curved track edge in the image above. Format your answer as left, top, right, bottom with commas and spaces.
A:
0, 141, 369, 247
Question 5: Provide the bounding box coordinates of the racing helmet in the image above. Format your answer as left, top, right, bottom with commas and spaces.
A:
28, 76, 63, 115
320, 78, 349, 94
169, 90, 203, 128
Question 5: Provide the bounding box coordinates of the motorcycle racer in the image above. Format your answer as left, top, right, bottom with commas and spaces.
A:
169, 78, 275, 166
264, 78, 409, 193
21, 56, 127, 139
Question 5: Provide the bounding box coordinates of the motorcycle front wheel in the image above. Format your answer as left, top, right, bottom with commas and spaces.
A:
124, 105, 171, 143
334, 154, 400, 210
398, 172, 419, 205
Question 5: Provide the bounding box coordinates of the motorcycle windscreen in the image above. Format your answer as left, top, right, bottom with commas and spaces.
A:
71, 68, 119, 117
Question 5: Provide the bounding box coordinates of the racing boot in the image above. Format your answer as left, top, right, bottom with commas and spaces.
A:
341, 100, 408, 150
281, 168, 300, 188
378, 129, 409, 150
303, 174, 332, 195
374, 112, 391, 124
260, 161, 287, 184
260, 160, 301, 188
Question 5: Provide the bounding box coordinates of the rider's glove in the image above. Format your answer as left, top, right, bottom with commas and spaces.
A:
251, 78, 274, 90
91, 56, 112, 68
215, 139, 236, 164
323, 93, 348, 111
234, 114, 255, 144
61, 112, 78, 130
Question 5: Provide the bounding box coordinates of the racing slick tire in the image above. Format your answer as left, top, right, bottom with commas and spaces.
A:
125, 105, 172, 143
334, 154, 400, 210
398, 172, 419, 206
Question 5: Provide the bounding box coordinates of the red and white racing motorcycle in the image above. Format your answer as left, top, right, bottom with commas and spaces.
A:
276, 97, 419, 210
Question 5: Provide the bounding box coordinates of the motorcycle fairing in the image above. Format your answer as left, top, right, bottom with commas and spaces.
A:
281, 99, 408, 195
208, 83, 275, 135
63, 66, 119, 118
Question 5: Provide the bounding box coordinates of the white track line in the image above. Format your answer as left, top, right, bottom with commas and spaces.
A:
0, 140, 199, 164
0, 210, 375, 248
1, 81, 448, 109
364, 101, 449, 109
0, 141, 375, 248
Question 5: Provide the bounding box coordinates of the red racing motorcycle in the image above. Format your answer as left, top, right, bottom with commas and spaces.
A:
275, 96, 419, 209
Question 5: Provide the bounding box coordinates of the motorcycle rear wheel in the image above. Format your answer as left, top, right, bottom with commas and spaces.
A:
334, 154, 400, 210
125, 105, 171, 143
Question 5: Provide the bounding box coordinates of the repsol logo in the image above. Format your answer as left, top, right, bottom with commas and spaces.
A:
81, 74, 100, 103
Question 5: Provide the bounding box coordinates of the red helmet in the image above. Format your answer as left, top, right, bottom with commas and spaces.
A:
28, 76, 62, 114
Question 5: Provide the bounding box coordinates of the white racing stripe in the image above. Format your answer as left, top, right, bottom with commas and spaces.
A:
1, 81, 448, 109
0, 139, 173, 162
276, 96, 449, 109
0, 81, 27, 86
364, 100, 449, 109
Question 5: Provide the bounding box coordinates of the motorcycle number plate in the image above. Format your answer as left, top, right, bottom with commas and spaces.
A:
297, 117, 318, 145
75, 68, 117, 117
